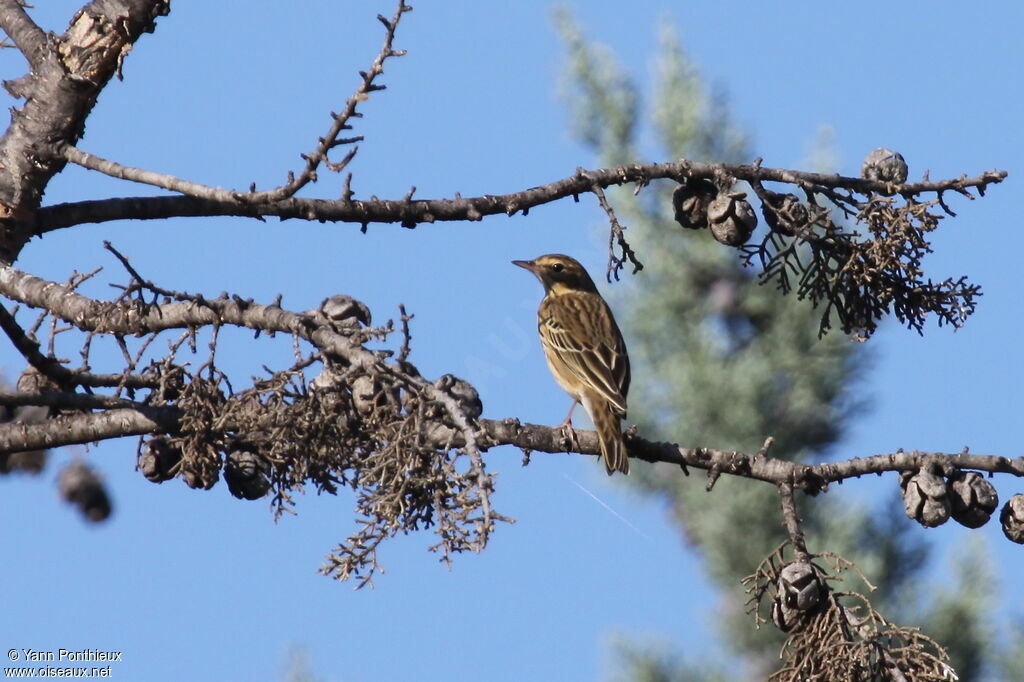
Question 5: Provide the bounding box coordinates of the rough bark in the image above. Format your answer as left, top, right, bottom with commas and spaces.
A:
0, 0, 169, 260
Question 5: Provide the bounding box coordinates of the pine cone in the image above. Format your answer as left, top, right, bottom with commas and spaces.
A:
948, 471, 998, 528
771, 561, 826, 632
671, 177, 717, 229
224, 443, 271, 501
59, 461, 112, 522
708, 191, 757, 246
900, 469, 951, 527
1000, 494, 1024, 544
762, 191, 809, 236
138, 436, 182, 483
433, 373, 483, 420
320, 294, 371, 329
861, 147, 908, 185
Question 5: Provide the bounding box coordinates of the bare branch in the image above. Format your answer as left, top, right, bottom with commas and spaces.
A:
61, 0, 411, 206
777, 482, 810, 562
0, 0, 50, 70
35, 152, 1012, 338
4, 392, 1021, 496
0, 388, 147, 411
0, 0, 170, 259
62, 146, 239, 203
581, 172, 643, 282
1, 263, 1020, 490
253, 0, 410, 201
34, 161, 1008, 234
474, 420, 1024, 490
0, 405, 178, 453
0, 303, 74, 388
0, 263, 373, 363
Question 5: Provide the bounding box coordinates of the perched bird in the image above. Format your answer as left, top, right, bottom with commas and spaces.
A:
512, 254, 631, 475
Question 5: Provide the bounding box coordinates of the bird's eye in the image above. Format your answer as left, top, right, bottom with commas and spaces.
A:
552, 263, 565, 273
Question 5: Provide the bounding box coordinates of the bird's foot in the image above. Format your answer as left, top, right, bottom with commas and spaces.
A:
560, 419, 580, 451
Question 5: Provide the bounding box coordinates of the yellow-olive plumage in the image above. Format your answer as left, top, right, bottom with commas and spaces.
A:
512, 254, 631, 475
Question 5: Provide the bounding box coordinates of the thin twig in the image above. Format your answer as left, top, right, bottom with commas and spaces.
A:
778, 482, 810, 562
582, 174, 644, 282
60, 0, 411, 206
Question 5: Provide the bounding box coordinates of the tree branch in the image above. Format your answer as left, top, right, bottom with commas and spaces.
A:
0, 405, 178, 453
35, 161, 1007, 234
777, 482, 810, 562
62, 146, 242, 203
2, 394, 1019, 498
0, 261, 1020, 492
0, 388, 147, 410
0, 0, 51, 70
0, 263, 374, 364
57, 0, 411, 208
248, 1, 409, 202
473, 420, 1024, 491
0, 0, 170, 260
0, 303, 76, 389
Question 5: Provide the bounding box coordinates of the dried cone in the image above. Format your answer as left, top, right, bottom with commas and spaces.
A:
762, 191, 809, 236
17, 366, 60, 394
900, 469, 951, 527
671, 177, 717, 229
351, 374, 379, 416
0, 400, 45, 474
16, 367, 60, 424
224, 445, 271, 501
158, 368, 186, 402
138, 436, 182, 483
182, 463, 219, 490
320, 294, 371, 329
860, 147, 908, 185
182, 466, 218, 489
58, 461, 112, 522
771, 561, 825, 632
0, 448, 46, 475
0, 402, 50, 475
1000, 494, 1024, 544
433, 373, 483, 420
351, 373, 400, 418
948, 471, 999, 528
708, 191, 757, 246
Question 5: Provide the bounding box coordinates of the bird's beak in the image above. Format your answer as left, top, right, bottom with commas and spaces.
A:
511, 259, 536, 272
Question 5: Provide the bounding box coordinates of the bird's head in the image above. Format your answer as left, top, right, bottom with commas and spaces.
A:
512, 254, 599, 295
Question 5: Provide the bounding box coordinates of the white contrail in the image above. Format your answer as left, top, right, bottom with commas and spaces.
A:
563, 474, 652, 541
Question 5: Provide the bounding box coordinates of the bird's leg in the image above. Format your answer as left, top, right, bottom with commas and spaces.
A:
561, 399, 579, 425
560, 399, 580, 450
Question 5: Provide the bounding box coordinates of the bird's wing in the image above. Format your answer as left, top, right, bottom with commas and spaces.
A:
539, 292, 629, 416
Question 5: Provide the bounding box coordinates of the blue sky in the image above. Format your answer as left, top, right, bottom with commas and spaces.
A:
1, 2, 1021, 680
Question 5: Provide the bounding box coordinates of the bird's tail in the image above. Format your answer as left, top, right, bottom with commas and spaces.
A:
593, 405, 629, 476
